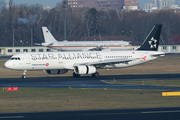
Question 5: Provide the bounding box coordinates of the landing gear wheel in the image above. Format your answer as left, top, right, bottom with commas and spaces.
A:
92, 72, 99, 77
73, 72, 80, 77
22, 75, 26, 79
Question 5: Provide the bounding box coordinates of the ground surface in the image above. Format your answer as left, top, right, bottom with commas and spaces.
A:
0, 88, 180, 113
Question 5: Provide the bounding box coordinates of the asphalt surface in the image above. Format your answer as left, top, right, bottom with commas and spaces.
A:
1, 74, 180, 90
0, 107, 180, 120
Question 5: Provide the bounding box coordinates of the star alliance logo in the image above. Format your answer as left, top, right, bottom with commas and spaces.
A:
149, 37, 157, 49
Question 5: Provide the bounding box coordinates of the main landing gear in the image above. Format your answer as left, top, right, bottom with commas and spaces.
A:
73, 72, 80, 77
73, 72, 99, 78
22, 70, 27, 79
92, 72, 99, 77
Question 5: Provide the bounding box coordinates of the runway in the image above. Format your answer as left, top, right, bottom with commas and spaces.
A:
1, 73, 180, 90
0, 107, 180, 120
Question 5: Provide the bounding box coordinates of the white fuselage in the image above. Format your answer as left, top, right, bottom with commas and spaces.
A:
5, 51, 164, 71
42, 41, 133, 51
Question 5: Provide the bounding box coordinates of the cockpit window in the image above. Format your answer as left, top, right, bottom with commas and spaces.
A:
10, 57, 21, 60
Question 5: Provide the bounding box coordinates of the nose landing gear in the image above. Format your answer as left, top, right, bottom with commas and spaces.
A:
22, 70, 27, 79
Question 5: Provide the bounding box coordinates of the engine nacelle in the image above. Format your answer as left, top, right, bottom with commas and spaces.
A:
46, 70, 68, 74
74, 66, 96, 74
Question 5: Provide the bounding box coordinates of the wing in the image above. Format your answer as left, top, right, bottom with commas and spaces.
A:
73, 58, 139, 68
82, 45, 104, 51
89, 45, 104, 51
41, 42, 53, 46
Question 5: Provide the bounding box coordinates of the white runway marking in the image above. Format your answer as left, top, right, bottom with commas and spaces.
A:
0, 116, 24, 119
142, 110, 180, 114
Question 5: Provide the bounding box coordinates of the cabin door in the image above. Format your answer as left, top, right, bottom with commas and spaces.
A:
26, 55, 31, 64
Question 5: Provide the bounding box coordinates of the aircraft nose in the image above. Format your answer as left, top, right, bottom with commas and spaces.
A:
4, 61, 12, 69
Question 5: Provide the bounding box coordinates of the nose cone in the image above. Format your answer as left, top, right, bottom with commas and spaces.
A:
4, 61, 12, 69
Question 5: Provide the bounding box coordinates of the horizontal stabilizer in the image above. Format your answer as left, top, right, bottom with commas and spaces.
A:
34, 43, 41, 46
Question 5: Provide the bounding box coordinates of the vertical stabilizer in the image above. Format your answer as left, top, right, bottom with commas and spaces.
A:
138, 24, 162, 51
42, 27, 57, 43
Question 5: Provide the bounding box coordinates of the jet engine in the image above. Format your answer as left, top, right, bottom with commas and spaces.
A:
46, 70, 68, 74
74, 66, 96, 74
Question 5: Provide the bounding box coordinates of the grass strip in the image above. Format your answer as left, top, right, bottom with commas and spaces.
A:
0, 88, 180, 113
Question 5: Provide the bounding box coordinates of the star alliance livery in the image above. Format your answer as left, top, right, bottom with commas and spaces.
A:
37, 27, 133, 51
5, 25, 165, 79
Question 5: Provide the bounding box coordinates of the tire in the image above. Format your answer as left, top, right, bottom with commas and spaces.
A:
92, 72, 99, 77
73, 72, 80, 77
22, 75, 26, 79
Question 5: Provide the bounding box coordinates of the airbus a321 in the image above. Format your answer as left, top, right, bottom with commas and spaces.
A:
5, 25, 165, 79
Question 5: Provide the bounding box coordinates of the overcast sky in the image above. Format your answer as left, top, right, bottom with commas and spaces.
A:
11, 0, 180, 9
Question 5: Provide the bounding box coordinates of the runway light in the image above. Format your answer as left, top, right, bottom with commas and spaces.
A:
142, 81, 145, 85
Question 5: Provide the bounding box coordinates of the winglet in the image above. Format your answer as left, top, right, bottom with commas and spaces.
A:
138, 24, 162, 51
42, 27, 57, 43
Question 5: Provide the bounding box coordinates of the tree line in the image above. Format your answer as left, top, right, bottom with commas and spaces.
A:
0, 0, 180, 46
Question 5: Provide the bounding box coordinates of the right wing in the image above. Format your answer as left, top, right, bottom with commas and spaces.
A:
73, 58, 139, 68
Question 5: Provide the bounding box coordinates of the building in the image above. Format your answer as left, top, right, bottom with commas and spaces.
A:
67, 0, 139, 10
159, 0, 176, 8
144, 3, 158, 13
122, 0, 139, 10
123, 0, 138, 6
154, 0, 158, 7
0, 46, 52, 56
144, 0, 179, 12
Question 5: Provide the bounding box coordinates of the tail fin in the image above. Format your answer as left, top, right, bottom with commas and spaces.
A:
42, 27, 57, 43
138, 24, 162, 51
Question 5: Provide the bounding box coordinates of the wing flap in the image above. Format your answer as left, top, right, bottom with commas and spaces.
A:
150, 52, 165, 57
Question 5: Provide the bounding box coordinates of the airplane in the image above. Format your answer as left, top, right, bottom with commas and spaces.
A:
5, 25, 165, 79
37, 27, 133, 51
